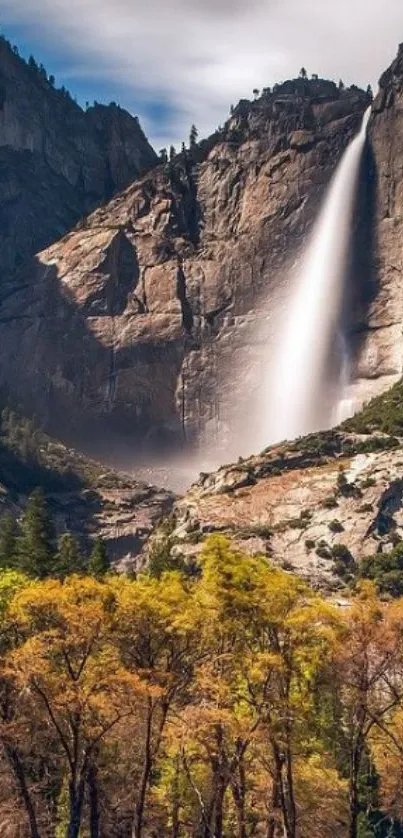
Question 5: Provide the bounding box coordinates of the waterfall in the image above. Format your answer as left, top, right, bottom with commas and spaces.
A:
263, 106, 371, 445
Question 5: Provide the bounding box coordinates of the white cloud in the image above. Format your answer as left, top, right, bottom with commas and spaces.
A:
1, 0, 403, 147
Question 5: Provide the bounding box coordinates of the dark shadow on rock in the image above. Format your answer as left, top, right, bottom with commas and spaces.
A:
366, 479, 403, 539
0, 249, 188, 464
343, 132, 379, 368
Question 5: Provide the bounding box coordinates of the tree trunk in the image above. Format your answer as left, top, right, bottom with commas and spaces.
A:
349, 739, 364, 838
231, 757, 247, 838
170, 754, 181, 838
4, 743, 41, 838
67, 778, 86, 838
132, 700, 153, 838
283, 745, 296, 838
88, 762, 100, 838
266, 774, 281, 838
212, 773, 226, 838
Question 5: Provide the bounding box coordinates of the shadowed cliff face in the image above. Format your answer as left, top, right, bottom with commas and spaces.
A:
0, 75, 370, 458
0, 37, 157, 279
349, 44, 403, 408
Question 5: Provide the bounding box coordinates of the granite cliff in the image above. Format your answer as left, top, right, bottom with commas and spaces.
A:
0, 35, 157, 279
0, 72, 371, 455
1, 43, 403, 572
349, 43, 403, 409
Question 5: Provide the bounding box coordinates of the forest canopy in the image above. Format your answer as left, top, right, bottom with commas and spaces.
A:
0, 534, 403, 837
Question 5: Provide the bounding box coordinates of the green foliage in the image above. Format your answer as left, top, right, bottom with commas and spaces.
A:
189, 124, 198, 147
0, 512, 18, 569
357, 503, 373, 514
323, 495, 338, 509
316, 540, 332, 559
15, 489, 56, 579
343, 379, 403, 437
0, 568, 28, 620
331, 544, 357, 581
88, 538, 110, 578
329, 519, 344, 534
53, 533, 84, 579
359, 543, 403, 597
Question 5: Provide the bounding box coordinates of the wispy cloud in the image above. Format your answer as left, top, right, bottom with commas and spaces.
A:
1, 0, 403, 147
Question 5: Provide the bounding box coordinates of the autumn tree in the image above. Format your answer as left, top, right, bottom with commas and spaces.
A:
7, 576, 145, 838
335, 583, 403, 838
0, 570, 44, 838
113, 572, 199, 838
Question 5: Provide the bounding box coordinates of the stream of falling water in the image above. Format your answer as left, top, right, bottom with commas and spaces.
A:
263, 106, 371, 445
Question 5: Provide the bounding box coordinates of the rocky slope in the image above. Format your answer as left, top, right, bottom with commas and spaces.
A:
0, 71, 370, 452
0, 409, 173, 563
155, 381, 403, 589
0, 35, 157, 279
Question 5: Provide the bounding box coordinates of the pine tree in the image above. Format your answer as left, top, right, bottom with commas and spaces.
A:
15, 489, 55, 579
88, 538, 110, 578
53, 533, 83, 579
189, 124, 198, 148
169, 145, 176, 162
0, 513, 18, 569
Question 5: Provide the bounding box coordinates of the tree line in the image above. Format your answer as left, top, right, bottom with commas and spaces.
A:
1, 523, 403, 837
0, 488, 109, 580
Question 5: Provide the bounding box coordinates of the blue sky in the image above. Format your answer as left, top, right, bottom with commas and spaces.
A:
1, 0, 403, 149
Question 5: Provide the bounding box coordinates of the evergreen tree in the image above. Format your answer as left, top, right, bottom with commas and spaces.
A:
253, 87, 260, 99
53, 533, 83, 579
299, 67, 307, 78
159, 148, 168, 164
15, 489, 55, 579
189, 124, 198, 148
169, 145, 176, 161
0, 513, 18, 569
88, 538, 110, 578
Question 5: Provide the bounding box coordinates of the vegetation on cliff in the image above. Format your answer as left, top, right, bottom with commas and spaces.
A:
343, 379, 403, 437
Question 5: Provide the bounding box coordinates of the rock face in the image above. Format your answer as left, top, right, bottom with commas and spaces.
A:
0, 36, 157, 279
350, 43, 403, 407
0, 74, 370, 454
0, 412, 174, 563
165, 428, 403, 590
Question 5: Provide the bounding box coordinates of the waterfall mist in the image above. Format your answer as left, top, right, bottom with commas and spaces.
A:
127, 108, 372, 491
260, 107, 372, 446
